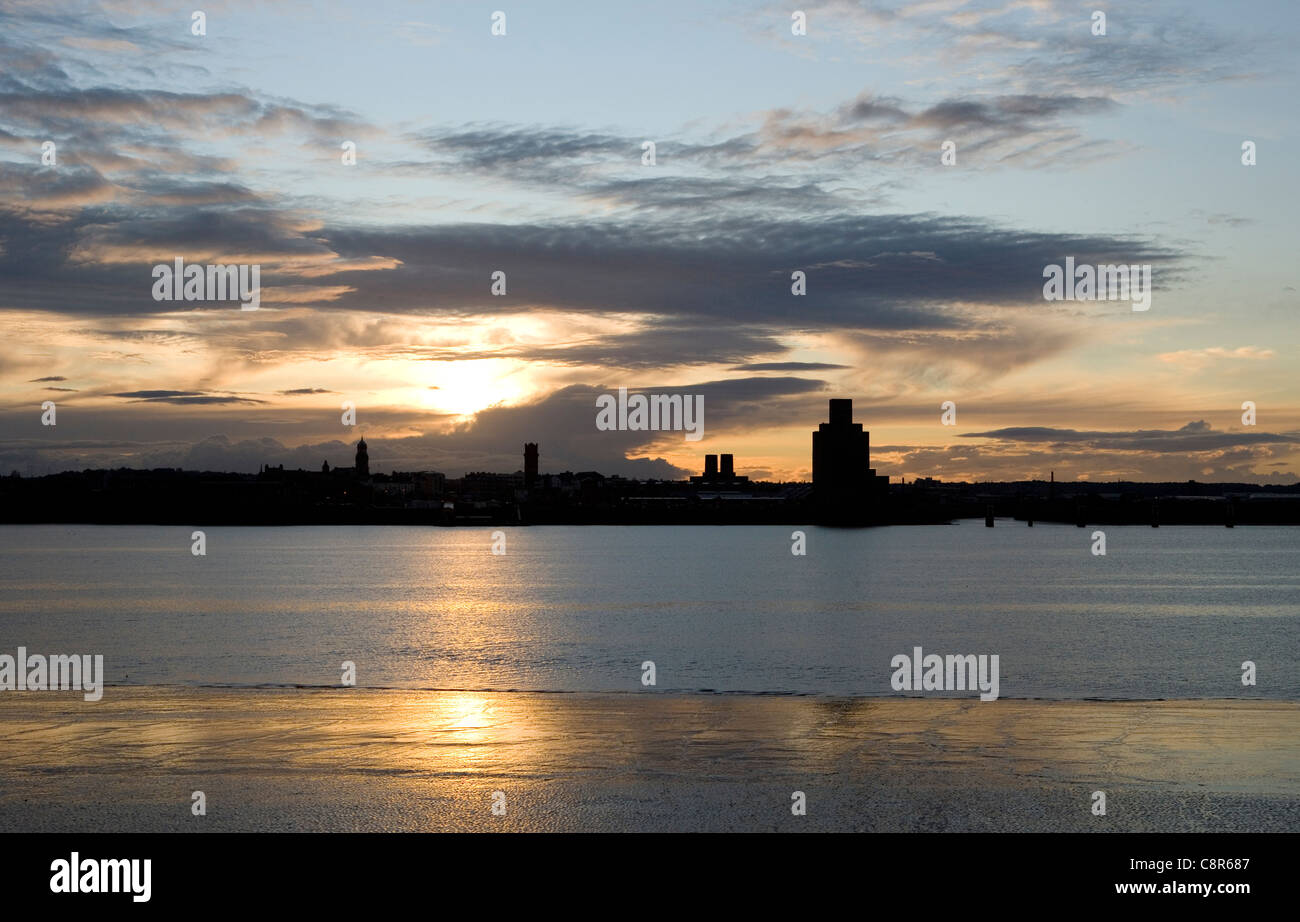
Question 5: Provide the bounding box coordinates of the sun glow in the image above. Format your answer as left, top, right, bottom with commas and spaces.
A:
424, 359, 526, 417
443, 694, 495, 731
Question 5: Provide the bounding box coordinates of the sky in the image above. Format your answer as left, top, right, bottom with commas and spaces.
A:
1, 0, 1297, 483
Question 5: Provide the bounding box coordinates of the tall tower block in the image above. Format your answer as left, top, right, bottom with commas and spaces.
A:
524, 443, 539, 488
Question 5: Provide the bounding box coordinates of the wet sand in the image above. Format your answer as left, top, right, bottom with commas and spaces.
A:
0, 688, 1296, 832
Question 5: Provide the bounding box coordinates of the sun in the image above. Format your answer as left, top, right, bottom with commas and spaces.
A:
423, 359, 524, 417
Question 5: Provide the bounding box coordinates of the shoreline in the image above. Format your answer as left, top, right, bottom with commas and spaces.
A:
1, 688, 1296, 832
38, 682, 1300, 701
4, 518, 1299, 526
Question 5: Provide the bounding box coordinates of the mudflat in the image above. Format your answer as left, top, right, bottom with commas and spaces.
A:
0, 688, 1295, 832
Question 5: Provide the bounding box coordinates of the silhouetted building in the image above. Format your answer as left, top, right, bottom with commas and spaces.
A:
355, 438, 370, 480
416, 471, 445, 499
321, 460, 330, 474
524, 443, 538, 489
812, 399, 884, 514
813, 399, 867, 494
463, 471, 523, 500
691, 453, 749, 485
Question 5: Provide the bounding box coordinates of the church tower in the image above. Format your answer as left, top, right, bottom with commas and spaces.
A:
355, 438, 370, 479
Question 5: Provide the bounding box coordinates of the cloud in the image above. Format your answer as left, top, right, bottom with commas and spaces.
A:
771, 0, 1266, 101
731, 362, 851, 371
316, 214, 1180, 335
108, 390, 267, 406
1156, 346, 1276, 368
411, 89, 1127, 201
417, 323, 791, 370
959, 421, 1299, 453
878, 437, 1300, 484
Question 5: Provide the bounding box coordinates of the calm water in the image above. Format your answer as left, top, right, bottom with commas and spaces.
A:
1, 523, 1296, 698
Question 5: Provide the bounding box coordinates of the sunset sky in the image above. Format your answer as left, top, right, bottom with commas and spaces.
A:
2, 0, 1297, 482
